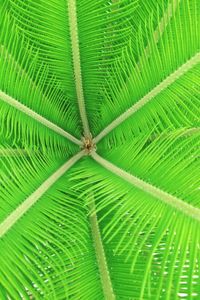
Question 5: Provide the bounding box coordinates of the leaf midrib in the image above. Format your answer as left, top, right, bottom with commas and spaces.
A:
1, 1, 199, 298
92, 152, 200, 222
68, 0, 90, 138
89, 195, 115, 300
0, 90, 81, 146
94, 52, 200, 143
67, 1, 115, 298
0, 151, 85, 238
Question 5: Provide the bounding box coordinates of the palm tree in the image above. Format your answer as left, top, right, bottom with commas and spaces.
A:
0, 0, 200, 298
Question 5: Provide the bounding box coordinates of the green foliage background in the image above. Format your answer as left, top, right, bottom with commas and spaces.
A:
0, 0, 200, 299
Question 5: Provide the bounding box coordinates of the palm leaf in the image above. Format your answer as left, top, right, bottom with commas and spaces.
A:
0, 0, 200, 299
0, 148, 103, 299
6, 0, 138, 134
94, 0, 200, 143
73, 130, 200, 297
0, 7, 81, 151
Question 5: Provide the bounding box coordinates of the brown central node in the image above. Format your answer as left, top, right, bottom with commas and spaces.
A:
82, 135, 96, 155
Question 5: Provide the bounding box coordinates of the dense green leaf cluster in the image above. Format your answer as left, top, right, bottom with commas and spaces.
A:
0, 0, 200, 299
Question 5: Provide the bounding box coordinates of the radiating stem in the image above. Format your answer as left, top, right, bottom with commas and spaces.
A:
68, 0, 90, 138
0, 150, 85, 238
94, 52, 200, 143
0, 90, 81, 146
88, 194, 115, 300
67, 3, 115, 296
91, 152, 200, 222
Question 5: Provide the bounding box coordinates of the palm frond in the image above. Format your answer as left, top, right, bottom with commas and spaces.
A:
0, 150, 84, 237
1, 0, 200, 299
94, 0, 200, 142
94, 53, 200, 144
5, 0, 77, 97
70, 130, 200, 297
0, 148, 105, 298
88, 193, 115, 299
95, 129, 200, 214
0, 8, 81, 151
6, 0, 138, 134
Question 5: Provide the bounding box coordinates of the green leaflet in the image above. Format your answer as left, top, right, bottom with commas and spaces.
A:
7, 0, 138, 133
72, 145, 200, 298
0, 0, 200, 299
0, 8, 81, 151
0, 161, 103, 299
94, 0, 200, 141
